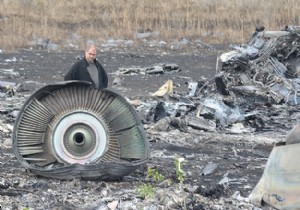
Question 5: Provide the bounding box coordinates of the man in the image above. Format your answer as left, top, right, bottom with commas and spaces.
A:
64, 45, 108, 89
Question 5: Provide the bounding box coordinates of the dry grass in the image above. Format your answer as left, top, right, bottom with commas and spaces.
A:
0, 0, 299, 50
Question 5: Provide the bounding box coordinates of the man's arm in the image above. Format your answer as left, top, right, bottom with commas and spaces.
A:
64, 61, 80, 81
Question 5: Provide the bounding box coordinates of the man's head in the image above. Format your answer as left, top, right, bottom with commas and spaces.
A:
85, 45, 97, 63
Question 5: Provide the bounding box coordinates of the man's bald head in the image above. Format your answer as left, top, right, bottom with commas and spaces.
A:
85, 45, 97, 63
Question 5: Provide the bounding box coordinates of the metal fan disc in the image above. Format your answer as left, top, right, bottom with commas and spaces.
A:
53, 112, 108, 164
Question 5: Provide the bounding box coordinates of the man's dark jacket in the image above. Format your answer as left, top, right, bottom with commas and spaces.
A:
64, 57, 108, 89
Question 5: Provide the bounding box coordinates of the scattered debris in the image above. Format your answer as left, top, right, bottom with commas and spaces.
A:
1, 25, 300, 209
215, 26, 300, 105
134, 26, 300, 133
195, 183, 227, 199
107, 200, 119, 210
0, 81, 22, 97
187, 81, 198, 97
153, 116, 187, 132
116, 63, 180, 75
201, 163, 218, 176
152, 80, 173, 97
187, 116, 216, 131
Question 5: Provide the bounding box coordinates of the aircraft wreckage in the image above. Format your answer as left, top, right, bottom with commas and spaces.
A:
143, 26, 300, 209
213, 26, 300, 209
12, 81, 150, 180
141, 26, 300, 133
185, 25, 300, 132
10, 24, 300, 208
214, 25, 300, 106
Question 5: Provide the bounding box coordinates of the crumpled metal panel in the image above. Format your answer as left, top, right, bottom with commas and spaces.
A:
249, 136, 300, 208
216, 26, 300, 105
196, 26, 300, 131
12, 81, 150, 180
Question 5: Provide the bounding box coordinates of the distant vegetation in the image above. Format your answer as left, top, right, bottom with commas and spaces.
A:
0, 0, 299, 50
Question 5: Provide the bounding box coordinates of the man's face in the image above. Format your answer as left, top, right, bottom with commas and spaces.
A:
85, 47, 96, 63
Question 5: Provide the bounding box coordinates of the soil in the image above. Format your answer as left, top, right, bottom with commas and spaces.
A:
0, 44, 284, 209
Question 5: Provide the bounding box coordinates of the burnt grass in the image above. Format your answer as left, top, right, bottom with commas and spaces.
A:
0, 44, 286, 209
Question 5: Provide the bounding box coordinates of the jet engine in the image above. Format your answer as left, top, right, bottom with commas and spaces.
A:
12, 81, 150, 180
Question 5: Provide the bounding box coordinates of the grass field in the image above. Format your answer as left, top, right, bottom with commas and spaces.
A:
0, 0, 299, 50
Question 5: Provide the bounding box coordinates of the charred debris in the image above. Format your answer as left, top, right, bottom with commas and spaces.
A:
4, 26, 300, 134
2, 25, 300, 181
134, 26, 300, 134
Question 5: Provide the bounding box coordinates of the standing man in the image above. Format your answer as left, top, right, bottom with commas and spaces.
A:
64, 45, 108, 89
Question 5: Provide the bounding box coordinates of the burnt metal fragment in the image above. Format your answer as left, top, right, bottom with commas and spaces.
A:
12, 81, 150, 180
195, 26, 300, 132
216, 26, 300, 105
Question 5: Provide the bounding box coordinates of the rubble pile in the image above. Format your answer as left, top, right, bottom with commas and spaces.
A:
133, 26, 300, 134
214, 26, 300, 105
205, 26, 300, 130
